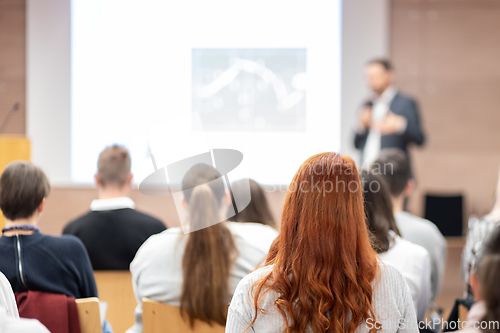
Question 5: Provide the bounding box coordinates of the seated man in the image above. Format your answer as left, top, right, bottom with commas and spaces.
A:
372, 149, 447, 304
63, 145, 166, 270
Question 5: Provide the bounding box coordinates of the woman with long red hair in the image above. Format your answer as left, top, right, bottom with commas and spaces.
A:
226, 152, 418, 333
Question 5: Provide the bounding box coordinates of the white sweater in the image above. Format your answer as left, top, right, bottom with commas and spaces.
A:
226, 262, 418, 333
378, 232, 432, 321
126, 222, 278, 333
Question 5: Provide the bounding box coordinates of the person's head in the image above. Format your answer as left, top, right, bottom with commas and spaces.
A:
248, 152, 378, 332
361, 171, 401, 253
95, 145, 132, 194
372, 149, 413, 201
366, 58, 395, 96
230, 179, 276, 229
470, 226, 500, 333
180, 163, 237, 327
0, 161, 51, 223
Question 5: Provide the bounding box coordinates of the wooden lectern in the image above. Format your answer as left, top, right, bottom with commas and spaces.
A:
0, 136, 30, 228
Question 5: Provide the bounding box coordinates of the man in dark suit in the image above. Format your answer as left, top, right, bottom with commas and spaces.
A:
354, 59, 425, 166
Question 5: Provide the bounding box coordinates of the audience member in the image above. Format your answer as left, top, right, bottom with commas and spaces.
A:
458, 226, 500, 332
127, 163, 276, 333
230, 179, 277, 229
0, 306, 50, 333
63, 145, 166, 270
0, 271, 18, 319
362, 170, 432, 321
373, 148, 447, 303
0, 162, 97, 299
462, 167, 500, 298
226, 153, 417, 332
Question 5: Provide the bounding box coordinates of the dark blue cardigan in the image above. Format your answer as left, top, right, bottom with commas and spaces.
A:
0, 231, 98, 299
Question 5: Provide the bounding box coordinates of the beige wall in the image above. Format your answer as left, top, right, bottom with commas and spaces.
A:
391, 0, 500, 224
2, 0, 500, 234
0, 0, 25, 134
39, 188, 287, 236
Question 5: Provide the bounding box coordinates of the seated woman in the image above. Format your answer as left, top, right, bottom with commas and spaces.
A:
362, 171, 432, 321
226, 153, 418, 332
0, 161, 97, 298
228, 179, 279, 253
230, 179, 277, 229
460, 225, 500, 332
127, 164, 276, 333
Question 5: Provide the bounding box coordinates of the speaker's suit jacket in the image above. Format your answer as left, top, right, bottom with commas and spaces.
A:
354, 92, 425, 156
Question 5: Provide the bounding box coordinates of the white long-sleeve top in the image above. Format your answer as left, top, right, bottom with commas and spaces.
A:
226, 262, 418, 332
378, 231, 432, 321
126, 222, 278, 333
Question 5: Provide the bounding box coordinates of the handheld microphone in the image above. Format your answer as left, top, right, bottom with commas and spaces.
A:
0, 102, 20, 134
363, 100, 374, 108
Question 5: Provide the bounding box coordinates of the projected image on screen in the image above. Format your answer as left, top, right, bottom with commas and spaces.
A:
192, 48, 306, 132
71, 0, 341, 185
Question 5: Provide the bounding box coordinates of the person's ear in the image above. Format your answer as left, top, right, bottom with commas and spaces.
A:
404, 179, 415, 198
223, 190, 231, 206
94, 174, 102, 188
126, 173, 133, 187
470, 270, 482, 301
37, 197, 46, 214
181, 195, 188, 210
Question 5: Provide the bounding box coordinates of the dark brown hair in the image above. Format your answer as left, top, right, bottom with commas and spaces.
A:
0, 161, 51, 220
368, 58, 393, 71
361, 170, 401, 253
372, 149, 410, 197
180, 163, 237, 327
230, 179, 276, 229
97, 145, 131, 187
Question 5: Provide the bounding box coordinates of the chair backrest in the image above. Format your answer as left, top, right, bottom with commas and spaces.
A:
142, 299, 225, 333
458, 303, 469, 323
94, 271, 136, 333
75, 298, 101, 333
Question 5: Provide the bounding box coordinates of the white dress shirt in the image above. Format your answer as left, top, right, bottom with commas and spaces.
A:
362, 86, 398, 166
90, 197, 136, 211
378, 231, 432, 321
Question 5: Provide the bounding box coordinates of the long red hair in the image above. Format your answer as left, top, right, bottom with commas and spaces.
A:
247, 153, 379, 333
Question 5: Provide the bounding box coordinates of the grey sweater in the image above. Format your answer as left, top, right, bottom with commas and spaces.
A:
226, 262, 418, 333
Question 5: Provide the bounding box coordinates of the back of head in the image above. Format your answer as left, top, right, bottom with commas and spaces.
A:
250, 152, 378, 332
230, 179, 276, 229
477, 227, 500, 333
0, 161, 51, 221
372, 149, 410, 198
97, 145, 131, 188
361, 171, 401, 253
180, 163, 236, 327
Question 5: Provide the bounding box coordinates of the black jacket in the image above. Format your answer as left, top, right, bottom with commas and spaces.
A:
354, 93, 425, 157
63, 208, 166, 270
